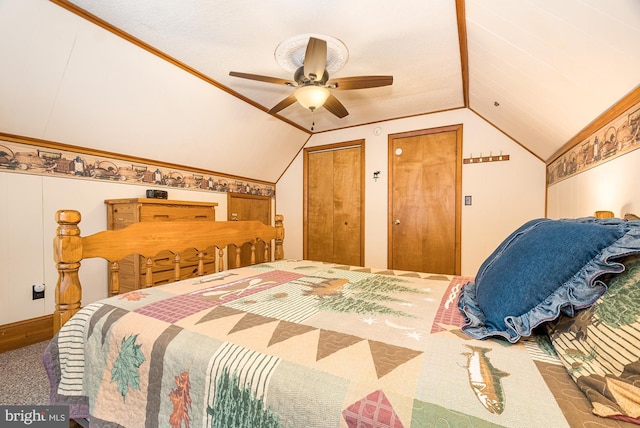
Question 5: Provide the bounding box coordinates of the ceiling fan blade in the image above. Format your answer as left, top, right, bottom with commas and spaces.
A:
229, 71, 295, 86
268, 94, 298, 114
303, 37, 327, 82
328, 75, 394, 90
323, 94, 349, 118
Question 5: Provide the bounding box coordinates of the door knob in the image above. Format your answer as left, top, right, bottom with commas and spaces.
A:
394, 219, 401, 225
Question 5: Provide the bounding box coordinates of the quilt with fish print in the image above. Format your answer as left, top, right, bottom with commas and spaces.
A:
43, 260, 635, 427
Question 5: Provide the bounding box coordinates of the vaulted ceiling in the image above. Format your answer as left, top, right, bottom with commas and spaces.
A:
58, 0, 640, 160
1, 1, 639, 183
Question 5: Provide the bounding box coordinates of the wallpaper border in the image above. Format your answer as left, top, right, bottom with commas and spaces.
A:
0, 134, 275, 197
547, 88, 640, 186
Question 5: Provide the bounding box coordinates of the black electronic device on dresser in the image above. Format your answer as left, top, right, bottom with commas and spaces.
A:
146, 189, 168, 199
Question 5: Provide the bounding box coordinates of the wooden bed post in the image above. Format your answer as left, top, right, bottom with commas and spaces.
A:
275, 215, 284, 260
53, 210, 83, 334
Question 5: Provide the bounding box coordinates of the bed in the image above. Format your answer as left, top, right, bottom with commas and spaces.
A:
44, 210, 640, 427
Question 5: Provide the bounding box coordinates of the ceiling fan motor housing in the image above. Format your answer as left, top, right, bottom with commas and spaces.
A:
294, 66, 329, 86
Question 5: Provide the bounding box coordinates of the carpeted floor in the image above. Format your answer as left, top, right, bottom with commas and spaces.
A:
0, 341, 50, 405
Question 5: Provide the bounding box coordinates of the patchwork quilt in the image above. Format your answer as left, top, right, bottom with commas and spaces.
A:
43, 260, 635, 427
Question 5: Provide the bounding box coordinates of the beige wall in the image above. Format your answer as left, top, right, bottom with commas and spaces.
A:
0, 0, 309, 184
276, 108, 547, 277
547, 148, 640, 220
0, 171, 231, 325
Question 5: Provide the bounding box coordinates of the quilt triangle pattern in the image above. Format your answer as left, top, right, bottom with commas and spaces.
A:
368, 340, 423, 379
268, 320, 317, 347
316, 329, 365, 361
228, 312, 278, 334
195, 305, 244, 325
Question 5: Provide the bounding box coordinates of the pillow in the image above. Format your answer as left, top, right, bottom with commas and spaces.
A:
547, 254, 640, 423
457, 217, 640, 343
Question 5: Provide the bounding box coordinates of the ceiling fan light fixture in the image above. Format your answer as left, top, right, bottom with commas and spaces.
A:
294, 85, 330, 111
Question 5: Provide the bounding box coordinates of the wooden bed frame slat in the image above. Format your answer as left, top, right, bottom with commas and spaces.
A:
53, 210, 284, 334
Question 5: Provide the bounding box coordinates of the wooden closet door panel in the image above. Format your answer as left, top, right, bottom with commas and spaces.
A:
332, 147, 362, 266
307, 151, 335, 262
229, 195, 270, 224
228, 193, 271, 267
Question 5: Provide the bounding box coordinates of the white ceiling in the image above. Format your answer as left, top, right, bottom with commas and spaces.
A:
1, 0, 636, 180
58, 0, 640, 162
62, 0, 462, 133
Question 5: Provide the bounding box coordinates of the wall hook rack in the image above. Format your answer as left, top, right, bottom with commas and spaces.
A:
463, 152, 510, 164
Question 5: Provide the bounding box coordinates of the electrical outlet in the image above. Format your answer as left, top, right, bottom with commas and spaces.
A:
32, 284, 45, 300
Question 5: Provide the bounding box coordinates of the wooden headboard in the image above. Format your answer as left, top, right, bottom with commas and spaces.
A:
52, 210, 284, 334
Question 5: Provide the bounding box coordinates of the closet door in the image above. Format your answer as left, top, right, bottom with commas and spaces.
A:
228, 193, 271, 267
304, 141, 364, 266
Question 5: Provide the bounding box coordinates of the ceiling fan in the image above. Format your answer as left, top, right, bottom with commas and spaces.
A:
229, 37, 393, 118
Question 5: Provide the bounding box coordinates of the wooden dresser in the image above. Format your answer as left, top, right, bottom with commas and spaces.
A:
105, 198, 218, 294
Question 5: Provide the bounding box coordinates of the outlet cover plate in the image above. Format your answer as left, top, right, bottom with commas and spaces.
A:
32, 284, 45, 300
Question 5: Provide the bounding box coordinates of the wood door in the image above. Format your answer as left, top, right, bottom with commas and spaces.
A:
388, 126, 461, 274
228, 193, 271, 267
304, 141, 364, 266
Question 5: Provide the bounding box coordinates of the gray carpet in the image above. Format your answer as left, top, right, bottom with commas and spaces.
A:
0, 341, 50, 405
